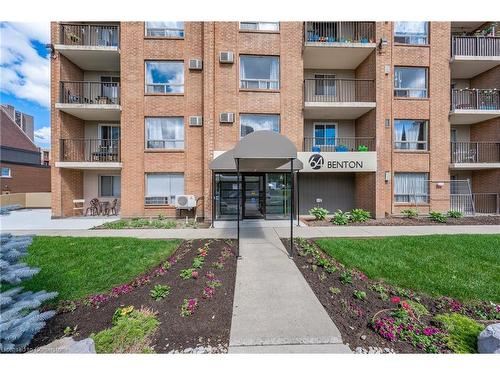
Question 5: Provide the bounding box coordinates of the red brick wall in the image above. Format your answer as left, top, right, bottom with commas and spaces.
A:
0, 110, 38, 151
0, 162, 50, 194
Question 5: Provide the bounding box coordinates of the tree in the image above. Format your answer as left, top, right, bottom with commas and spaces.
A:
0, 234, 57, 352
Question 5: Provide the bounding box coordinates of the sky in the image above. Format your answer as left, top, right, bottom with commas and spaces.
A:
0, 22, 51, 148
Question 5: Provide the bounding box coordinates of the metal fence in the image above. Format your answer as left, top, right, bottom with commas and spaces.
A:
60, 81, 120, 105
451, 142, 500, 163
473, 193, 499, 214
451, 88, 500, 110
452, 36, 500, 57
304, 22, 375, 43
60, 139, 120, 162
304, 78, 375, 102
60, 23, 119, 47
303, 137, 375, 152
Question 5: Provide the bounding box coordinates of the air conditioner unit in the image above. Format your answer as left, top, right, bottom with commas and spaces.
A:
189, 59, 203, 70
219, 51, 234, 63
219, 112, 234, 123
175, 195, 197, 209
189, 116, 203, 127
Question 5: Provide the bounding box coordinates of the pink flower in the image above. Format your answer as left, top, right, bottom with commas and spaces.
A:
391, 296, 401, 304
191, 271, 199, 279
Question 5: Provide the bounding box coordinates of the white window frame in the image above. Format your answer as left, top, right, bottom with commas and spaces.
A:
314, 73, 336, 97
239, 55, 280, 90
394, 67, 428, 98
1, 167, 12, 178
145, 117, 185, 150
99, 175, 121, 198
145, 61, 185, 94
393, 119, 428, 151
394, 172, 429, 204
394, 22, 429, 45
239, 22, 279, 32
239, 114, 280, 138
145, 22, 185, 38
144, 173, 185, 206
313, 122, 337, 147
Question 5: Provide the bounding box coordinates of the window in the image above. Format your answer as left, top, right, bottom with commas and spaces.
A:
240, 114, 280, 138
100, 175, 121, 197
145, 61, 184, 94
314, 123, 336, 146
145, 22, 184, 38
394, 172, 429, 203
1, 167, 11, 178
145, 117, 184, 149
314, 74, 336, 96
240, 55, 279, 90
394, 67, 428, 98
145, 173, 184, 205
394, 22, 429, 45
100, 76, 120, 103
239, 22, 279, 32
394, 120, 428, 150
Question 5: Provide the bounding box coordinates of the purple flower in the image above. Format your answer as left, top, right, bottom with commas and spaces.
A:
111, 284, 134, 296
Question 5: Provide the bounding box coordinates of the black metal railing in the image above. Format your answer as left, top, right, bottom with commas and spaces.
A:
60, 139, 120, 162
452, 36, 500, 57
59, 23, 119, 47
451, 88, 500, 110
304, 78, 375, 103
304, 22, 375, 44
451, 142, 500, 163
59, 81, 120, 105
473, 193, 499, 214
303, 137, 375, 152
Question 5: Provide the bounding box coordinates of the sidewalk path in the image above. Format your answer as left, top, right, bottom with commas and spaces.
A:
228, 227, 350, 353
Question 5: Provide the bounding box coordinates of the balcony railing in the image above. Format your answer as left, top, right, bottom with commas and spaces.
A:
451, 141, 500, 163
451, 89, 500, 110
59, 81, 120, 105
304, 78, 375, 103
304, 22, 375, 44
59, 23, 119, 47
451, 36, 500, 57
303, 137, 375, 152
60, 139, 121, 163
473, 193, 499, 214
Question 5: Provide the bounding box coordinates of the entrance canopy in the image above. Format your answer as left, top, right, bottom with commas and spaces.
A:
209, 131, 303, 172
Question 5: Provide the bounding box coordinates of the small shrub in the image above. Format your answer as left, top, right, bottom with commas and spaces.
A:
353, 290, 367, 300
318, 272, 327, 282
311, 264, 318, 272
329, 287, 341, 295
179, 268, 195, 280
180, 298, 198, 317
324, 264, 338, 274
401, 209, 418, 219
309, 207, 329, 221
192, 255, 205, 269
91, 308, 159, 353
101, 220, 127, 229
370, 284, 389, 301
350, 208, 371, 223
339, 270, 353, 285
331, 210, 351, 225
212, 261, 224, 269
404, 300, 429, 319
435, 313, 484, 353
63, 325, 78, 337
206, 279, 222, 288
429, 211, 447, 223
447, 210, 463, 219
112, 306, 135, 324
149, 284, 171, 301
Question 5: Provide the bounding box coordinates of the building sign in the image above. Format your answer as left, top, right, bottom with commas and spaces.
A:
298, 152, 377, 172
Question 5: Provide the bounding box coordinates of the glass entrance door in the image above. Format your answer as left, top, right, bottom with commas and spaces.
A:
243, 175, 264, 218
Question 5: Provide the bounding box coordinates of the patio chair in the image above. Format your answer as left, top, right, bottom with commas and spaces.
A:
104, 199, 119, 216
85, 198, 100, 216
73, 199, 85, 216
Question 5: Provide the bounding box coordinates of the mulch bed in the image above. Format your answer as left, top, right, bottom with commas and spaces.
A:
29, 239, 237, 353
283, 238, 498, 353
303, 215, 500, 227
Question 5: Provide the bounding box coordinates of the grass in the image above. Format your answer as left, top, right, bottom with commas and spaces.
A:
91, 308, 159, 353
315, 235, 500, 302
22, 236, 181, 301
435, 313, 484, 353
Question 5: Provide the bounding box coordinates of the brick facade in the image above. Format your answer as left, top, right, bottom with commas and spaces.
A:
51, 22, 500, 218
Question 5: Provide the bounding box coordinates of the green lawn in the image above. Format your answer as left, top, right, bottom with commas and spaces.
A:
315, 235, 500, 302
22, 236, 181, 301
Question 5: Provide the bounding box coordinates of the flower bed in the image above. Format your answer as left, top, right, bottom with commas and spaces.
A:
286, 238, 499, 353
93, 217, 210, 230
29, 239, 237, 353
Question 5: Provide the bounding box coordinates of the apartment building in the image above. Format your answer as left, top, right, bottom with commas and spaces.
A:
1, 104, 35, 142
50, 21, 500, 219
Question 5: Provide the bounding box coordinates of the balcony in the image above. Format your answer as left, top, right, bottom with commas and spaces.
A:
450, 88, 500, 124
303, 22, 376, 69
56, 138, 122, 170
55, 81, 121, 121
303, 137, 375, 152
303, 78, 376, 119
473, 193, 499, 215
450, 36, 500, 78
54, 23, 120, 70
450, 141, 500, 169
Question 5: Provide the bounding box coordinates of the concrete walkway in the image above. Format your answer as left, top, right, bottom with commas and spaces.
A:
228, 227, 350, 353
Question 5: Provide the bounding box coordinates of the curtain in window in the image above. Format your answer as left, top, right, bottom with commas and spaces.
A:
146, 22, 184, 37
394, 120, 426, 150
394, 121, 406, 149
146, 117, 184, 148
146, 173, 184, 204
269, 58, 279, 89
405, 122, 421, 149
394, 22, 428, 44
394, 173, 428, 203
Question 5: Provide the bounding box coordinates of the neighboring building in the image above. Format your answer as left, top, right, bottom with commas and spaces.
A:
1, 107, 51, 194
1, 104, 35, 142
50, 21, 500, 219
41, 148, 51, 166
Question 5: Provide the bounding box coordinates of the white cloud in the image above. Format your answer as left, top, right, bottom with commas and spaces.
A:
0, 22, 50, 108
34, 126, 51, 145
